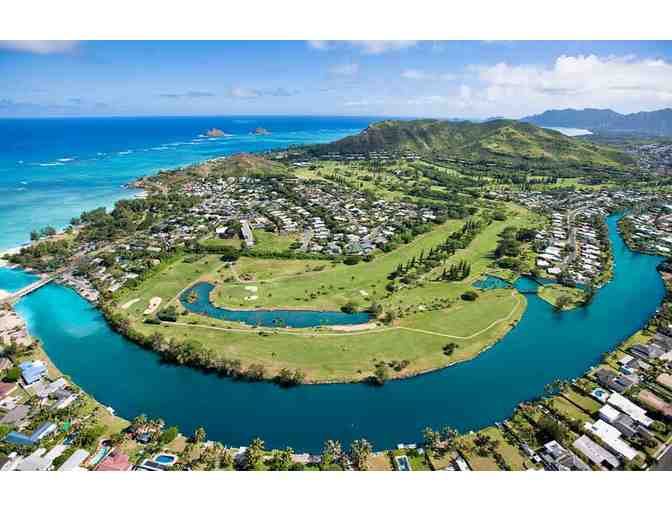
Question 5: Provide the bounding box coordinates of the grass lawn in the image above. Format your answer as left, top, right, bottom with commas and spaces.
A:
116, 255, 228, 315
562, 388, 601, 415
538, 284, 586, 310
546, 396, 592, 425
366, 453, 394, 471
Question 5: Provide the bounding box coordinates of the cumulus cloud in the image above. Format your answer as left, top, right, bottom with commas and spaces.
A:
328, 63, 359, 77
471, 54, 672, 116
0, 41, 79, 55
307, 40, 416, 55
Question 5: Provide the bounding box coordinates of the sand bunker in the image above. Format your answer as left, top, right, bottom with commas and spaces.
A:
244, 286, 258, 292
244, 295, 259, 301
329, 323, 378, 332
121, 298, 140, 310
143, 297, 162, 315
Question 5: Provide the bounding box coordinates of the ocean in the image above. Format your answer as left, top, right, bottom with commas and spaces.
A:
0, 116, 377, 252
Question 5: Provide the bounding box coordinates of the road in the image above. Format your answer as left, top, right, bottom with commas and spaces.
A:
652, 442, 672, 471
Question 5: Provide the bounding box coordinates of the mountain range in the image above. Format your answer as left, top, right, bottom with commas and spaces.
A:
521, 108, 672, 136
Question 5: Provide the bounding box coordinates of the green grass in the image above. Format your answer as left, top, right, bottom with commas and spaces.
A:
538, 284, 586, 310
117, 204, 535, 382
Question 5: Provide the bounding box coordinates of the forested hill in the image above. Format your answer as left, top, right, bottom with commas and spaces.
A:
522, 108, 672, 136
305, 119, 633, 168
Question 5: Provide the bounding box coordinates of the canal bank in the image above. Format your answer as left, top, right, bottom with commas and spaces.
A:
1, 214, 666, 452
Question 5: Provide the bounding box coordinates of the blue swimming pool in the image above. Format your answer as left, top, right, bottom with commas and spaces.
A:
395, 455, 411, 471
154, 454, 177, 465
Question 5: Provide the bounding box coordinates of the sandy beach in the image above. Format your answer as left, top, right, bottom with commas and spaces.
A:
0, 246, 24, 267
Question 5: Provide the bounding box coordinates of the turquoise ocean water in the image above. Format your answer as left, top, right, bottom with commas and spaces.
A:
0, 116, 377, 251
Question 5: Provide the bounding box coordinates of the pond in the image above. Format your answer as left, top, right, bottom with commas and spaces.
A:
179, 281, 372, 328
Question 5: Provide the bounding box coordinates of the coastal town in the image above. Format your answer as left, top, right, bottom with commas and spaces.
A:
2, 144, 672, 471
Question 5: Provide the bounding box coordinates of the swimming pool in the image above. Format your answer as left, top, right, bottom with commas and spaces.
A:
154, 453, 177, 465
89, 446, 110, 466
395, 455, 411, 471
591, 387, 609, 403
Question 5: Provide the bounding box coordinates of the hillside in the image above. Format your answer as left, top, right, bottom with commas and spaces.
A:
133, 153, 287, 190
306, 119, 632, 168
522, 108, 672, 136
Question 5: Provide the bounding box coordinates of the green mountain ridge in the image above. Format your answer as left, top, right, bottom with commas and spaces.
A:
306, 119, 633, 168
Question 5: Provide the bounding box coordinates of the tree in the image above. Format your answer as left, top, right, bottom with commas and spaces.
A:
555, 294, 572, 310
131, 414, 148, 432
160, 426, 179, 445
537, 415, 565, 443
440, 426, 459, 451
461, 290, 479, 301
422, 427, 441, 452
269, 447, 294, 471
321, 439, 342, 468
349, 438, 372, 471
193, 426, 206, 445
371, 364, 389, 385
243, 437, 265, 470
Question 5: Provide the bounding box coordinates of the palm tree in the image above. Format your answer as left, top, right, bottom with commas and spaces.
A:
349, 438, 372, 471
243, 437, 265, 470
131, 414, 147, 432
193, 426, 206, 445
321, 439, 342, 468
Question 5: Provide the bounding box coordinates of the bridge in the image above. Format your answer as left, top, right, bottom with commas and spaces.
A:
0, 270, 64, 305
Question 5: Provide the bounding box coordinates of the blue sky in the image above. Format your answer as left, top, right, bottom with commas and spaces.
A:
1, 40, 671, 118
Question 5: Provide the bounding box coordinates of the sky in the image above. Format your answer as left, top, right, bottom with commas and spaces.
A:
1, 40, 671, 119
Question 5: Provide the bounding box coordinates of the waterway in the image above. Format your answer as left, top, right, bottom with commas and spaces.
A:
1, 214, 665, 452
180, 282, 371, 328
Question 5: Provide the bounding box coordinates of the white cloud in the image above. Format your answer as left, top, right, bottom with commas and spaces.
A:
401, 69, 428, 80
307, 40, 416, 55
0, 40, 79, 55
347, 41, 416, 55
329, 62, 359, 77
471, 54, 672, 116
402, 69, 456, 81
307, 40, 329, 50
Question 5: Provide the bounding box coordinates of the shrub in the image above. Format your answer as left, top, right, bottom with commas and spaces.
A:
343, 255, 361, 266
340, 301, 359, 314
160, 426, 179, 444
2, 367, 20, 382
460, 291, 479, 301
157, 305, 178, 322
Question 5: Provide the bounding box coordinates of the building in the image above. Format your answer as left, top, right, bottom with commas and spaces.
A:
19, 360, 47, 385
572, 435, 620, 470
4, 421, 56, 446
96, 451, 132, 471
57, 449, 90, 471
606, 392, 654, 427
584, 420, 639, 461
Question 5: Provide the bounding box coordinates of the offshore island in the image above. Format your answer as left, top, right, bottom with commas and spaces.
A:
2, 118, 672, 471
